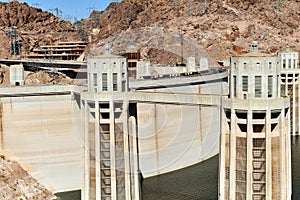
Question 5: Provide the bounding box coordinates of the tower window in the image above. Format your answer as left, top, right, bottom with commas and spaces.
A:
255, 76, 261, 98
268, 62, 272, 69
283, 59, 286, 68
233, 75, 237, 97
102, 73, 108, 91
113, 73, 118, 91
93, 73, 97, 86
288, 59, 292, 68
242, 76, 248, 92
243, 63, 247, 69
268, 75, 272, 98
256, 62, 260, 69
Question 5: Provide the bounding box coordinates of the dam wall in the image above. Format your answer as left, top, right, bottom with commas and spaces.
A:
0, 93, 82, 193
137, 81, 226, 177
0, 79, 227, 192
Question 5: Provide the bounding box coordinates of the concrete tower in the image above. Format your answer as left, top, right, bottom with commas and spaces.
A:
219, 42, 291, 199
10, 63, 24, 86
279, 47, 300, 135
81, 52, 140, 200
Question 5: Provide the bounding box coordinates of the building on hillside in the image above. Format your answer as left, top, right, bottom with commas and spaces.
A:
26, 41, 88, 61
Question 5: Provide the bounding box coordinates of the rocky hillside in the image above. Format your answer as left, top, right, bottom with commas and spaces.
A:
0, 155, 54, 199
0, 1, 81, 58
85, 0, 300, 62
0, 64, 73, 85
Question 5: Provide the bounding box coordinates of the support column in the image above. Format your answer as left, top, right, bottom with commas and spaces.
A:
229, 108, 236, 200
123, 100, 132, 200
95, 102, 101, 199
83, 100, 90, 200
265, 109, 272, 199
285, 74, 288, 96
130, 116, 141, 200
293, 73, 296, 135
110, 100, 117, 200
298, 78, 300, 135
218, 105, 226, 199
286, 107, 292, 198
246, 109, 252, 200
280, 108, 287, 198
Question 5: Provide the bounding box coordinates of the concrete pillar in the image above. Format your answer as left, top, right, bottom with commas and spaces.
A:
292, 73, 296, 135
83, 100, 90, 200
280, 108, 287, 198
265, 109, 272, 199
110, 100, 117, 200
218, 103, 226, 199
95, 102, 101, 199
298, 79, 300, 134
246, 109, 252, 200
229, 108, 236, 200
130, 116, 141, 200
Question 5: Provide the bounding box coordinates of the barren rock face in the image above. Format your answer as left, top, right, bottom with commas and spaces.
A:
0, 1, 81, 58
84, 0, 300, 62
0, 155, 54, 199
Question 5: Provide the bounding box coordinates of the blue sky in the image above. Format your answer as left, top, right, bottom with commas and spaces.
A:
1, 0, 114, 21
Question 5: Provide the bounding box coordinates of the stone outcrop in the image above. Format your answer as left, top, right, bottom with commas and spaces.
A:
0, 155, 54, 199
0, 1, 81, 58
0, 64, 73, 86
84, 0, 300, 61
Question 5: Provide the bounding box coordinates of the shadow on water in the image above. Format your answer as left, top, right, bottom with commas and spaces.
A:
291, 135, 300, 200
142, 155, 219, 200
56, 136, 300, 199
55, 190, 81, 200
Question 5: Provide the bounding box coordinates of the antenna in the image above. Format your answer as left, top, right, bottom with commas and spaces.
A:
87, 5, 96, 15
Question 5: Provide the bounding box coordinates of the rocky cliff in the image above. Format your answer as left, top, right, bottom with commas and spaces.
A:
0, 155, 54, 199
85, 0, 300, 62
0, 1, 81, 58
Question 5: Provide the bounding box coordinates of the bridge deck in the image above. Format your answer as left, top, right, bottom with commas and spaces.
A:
0, 85, 225, 106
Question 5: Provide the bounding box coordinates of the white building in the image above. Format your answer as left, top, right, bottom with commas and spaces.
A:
82, 52, 140, 200
10, 63, 24, 86
279, 47, 300, 135
219, 42, 291, 199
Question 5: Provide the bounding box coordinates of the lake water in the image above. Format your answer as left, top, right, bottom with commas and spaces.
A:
56, 135, 300, 200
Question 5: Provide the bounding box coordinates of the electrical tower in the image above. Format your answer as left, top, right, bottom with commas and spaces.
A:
87, 5, 96, 15
32, 3, 41, 8
48, 8, 63, 18
6, 26, 20, 55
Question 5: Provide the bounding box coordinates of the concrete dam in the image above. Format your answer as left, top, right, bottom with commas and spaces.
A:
0, 66, 227, 193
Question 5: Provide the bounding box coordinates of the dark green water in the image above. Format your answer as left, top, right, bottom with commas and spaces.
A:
56, 136, 300, 200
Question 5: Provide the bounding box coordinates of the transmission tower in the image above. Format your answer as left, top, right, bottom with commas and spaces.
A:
87, 5, 96, 15
6, 26, 20, 55
32, 3, 41, 8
